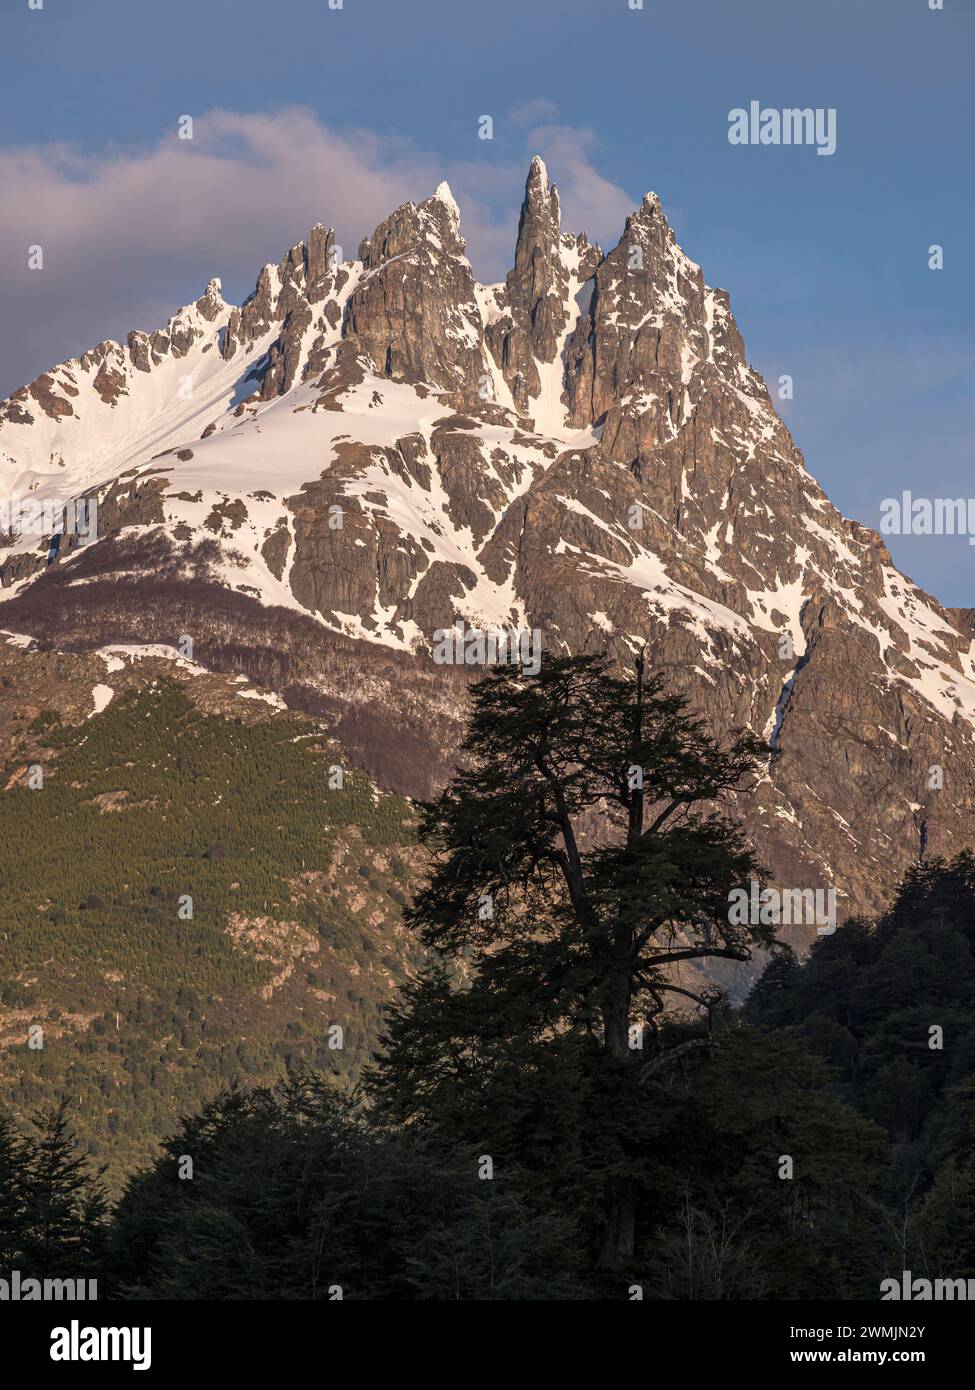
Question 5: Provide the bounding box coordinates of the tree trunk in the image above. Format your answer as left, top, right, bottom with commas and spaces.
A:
604, 1000, 630, 1058
599, 1181, 636, 1266
600, 976, 636, 1265
602, 965, 632, 1059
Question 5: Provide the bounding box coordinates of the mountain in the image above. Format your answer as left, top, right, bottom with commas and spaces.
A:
2, 154, 975, 947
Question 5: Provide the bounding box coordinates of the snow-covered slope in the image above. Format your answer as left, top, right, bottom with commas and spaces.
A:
2, 159, 974, 930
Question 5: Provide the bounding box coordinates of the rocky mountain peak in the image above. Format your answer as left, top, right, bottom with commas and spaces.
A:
522, 154, 561, 228
344, 190, 487, 396
482, 157, 581, 414
564, 186, 726, 446
195, 277, 226, 322
430, 180, 462, 228
2, 162, 974, 943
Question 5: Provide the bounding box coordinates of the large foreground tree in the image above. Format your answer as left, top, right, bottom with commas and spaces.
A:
371, 651, 780, 1265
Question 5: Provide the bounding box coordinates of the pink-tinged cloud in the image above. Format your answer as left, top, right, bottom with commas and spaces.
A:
0, 106, 636, 398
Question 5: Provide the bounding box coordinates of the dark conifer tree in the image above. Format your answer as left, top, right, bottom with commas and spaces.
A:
0, 1108, 29, 1270
20, 1100, 107, 1279
371, 651, 779, 1265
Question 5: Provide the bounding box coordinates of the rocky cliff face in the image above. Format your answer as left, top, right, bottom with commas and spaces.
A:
2, 158, 974, 947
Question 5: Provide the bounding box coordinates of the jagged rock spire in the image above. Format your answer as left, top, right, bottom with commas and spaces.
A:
481, 157, 574, 413
345, 187, 488, 394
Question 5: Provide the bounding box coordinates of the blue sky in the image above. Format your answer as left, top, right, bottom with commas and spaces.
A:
1, 0, 971, 602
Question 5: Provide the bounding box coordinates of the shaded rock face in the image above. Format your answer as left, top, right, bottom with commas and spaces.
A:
2, 158, 974, 958
566, 192, 710, 438
346, 186, 489, 397
486, 157, 602, 414
508, 155, 567, 357
221, 225, 351, 398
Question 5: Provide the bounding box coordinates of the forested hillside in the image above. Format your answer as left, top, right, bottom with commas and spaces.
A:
0, 676, 421, 1186
3, 656, 975, 1298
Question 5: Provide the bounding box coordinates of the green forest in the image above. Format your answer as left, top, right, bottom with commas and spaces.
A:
0, 679, 423, 1183
2, 655, 974, 1298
